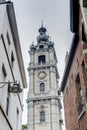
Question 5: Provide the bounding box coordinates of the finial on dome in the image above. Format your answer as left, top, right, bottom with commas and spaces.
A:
41, 20, 43, 27
39, 21, 47, 34
37, 22, 49, 43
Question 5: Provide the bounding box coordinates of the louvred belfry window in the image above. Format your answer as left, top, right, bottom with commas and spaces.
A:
38, 55, 45, 64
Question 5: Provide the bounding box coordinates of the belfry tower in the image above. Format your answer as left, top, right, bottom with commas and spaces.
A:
27, 25, 62, 130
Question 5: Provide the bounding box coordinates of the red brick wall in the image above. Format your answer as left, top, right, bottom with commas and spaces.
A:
63, 41, 87, 130
63, 5, 87, 130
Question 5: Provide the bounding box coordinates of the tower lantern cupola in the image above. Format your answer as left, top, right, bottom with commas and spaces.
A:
37, 24, 49, 44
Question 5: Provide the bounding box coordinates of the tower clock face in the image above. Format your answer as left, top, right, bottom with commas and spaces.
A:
38, 71, 46, 79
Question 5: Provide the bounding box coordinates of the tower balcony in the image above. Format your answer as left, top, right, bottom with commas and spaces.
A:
26, 95, 60, 103
28, 62, 57, 70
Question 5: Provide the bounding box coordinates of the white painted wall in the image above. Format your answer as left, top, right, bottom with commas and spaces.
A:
0, 4, 24, 130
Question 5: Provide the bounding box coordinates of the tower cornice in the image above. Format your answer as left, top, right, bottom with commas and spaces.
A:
27, 95, 62, 109
27, 95, 59, 102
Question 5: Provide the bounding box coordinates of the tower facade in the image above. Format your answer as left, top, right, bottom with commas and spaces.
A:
27, 25, 62, 130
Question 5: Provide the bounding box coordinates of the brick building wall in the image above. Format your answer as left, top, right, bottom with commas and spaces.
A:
61, 1, 87, 130
63, 42, 87, 130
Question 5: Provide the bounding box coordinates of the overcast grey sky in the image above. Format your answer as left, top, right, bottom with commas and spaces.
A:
13, 0, 73, 124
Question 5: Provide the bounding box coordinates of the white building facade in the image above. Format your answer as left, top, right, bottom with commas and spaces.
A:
27, 25, 62, 130
0, 1, 27, 130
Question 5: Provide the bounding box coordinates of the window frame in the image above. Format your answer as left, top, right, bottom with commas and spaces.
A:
38, 55, 46, 64
2, 63, 7, 78
40, 110, 45, 123
83, 0, 87, 7
76, 74, 83, 115
6, 88, 10, 115
7, 31, 11, 45
11, 51, 15, 67
40, 83, 45, 92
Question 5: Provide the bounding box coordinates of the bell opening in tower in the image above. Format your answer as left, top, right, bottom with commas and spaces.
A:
38, 55, 46, 64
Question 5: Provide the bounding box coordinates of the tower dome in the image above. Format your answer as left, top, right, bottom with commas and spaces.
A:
37, 25, 49, 43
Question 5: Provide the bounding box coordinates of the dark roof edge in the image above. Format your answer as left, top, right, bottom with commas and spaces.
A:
70, 0, 79, 33
60, 33, 79, 92
6, 2, 27, 88
0, 1, 11, 5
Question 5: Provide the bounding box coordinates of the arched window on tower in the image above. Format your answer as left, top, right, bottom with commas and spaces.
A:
40, 111, 45, 122
38, 55, 45, 64
40, 83, 45, 92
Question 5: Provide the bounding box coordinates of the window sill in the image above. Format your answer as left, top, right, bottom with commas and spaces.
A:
38, 122, 47, 125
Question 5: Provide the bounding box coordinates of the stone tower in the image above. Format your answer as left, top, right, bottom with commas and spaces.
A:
27, 25, 62, 130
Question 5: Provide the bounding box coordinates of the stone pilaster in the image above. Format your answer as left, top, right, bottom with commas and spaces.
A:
27, 101, 34, 130
51, 99, 60, 130
28, 69, 34, 97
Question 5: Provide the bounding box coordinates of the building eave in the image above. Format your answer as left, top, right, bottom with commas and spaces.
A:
60, 34, 79, 92
6, 2, 27, 88
70, 0, 79, 33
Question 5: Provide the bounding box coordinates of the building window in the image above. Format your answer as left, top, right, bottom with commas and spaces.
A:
40, 83, 45, 92
82, 24, 86, 42
7, 32, 11, 45
39, 45, 44, 49
11, 51, 15, 67
1, 34, 5, 45
2, 63, 7, 78
6, 88, 10, 115
76, 74, 83, 115
59, 119, 63, 124
83, 0, 87, 7
38, 55, 45, 64
16, 108, 19, 130
40, 111, 45, 122
58, 91, 61, 95
81, 61, 87, 101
